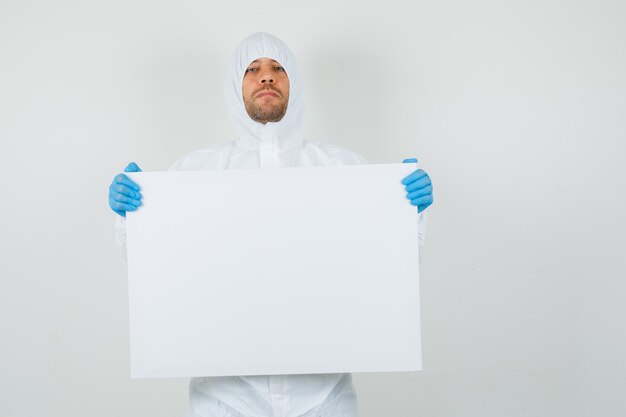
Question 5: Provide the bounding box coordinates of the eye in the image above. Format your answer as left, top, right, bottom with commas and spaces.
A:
245, 67, 258, 73
274, 66, 285, 72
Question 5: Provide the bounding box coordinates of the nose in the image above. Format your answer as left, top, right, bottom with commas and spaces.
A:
260, 71, 274, 84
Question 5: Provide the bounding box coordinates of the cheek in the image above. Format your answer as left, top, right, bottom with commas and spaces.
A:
241, 79, 253, 99
280, 75, 290, 94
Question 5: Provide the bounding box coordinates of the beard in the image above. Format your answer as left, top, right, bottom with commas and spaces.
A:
244, 96, 288, 123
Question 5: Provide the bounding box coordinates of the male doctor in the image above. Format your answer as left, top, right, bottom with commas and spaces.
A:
109, 32, 433, 417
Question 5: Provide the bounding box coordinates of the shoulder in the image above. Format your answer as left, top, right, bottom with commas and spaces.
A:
305, 141, 370, 165
168, 143, 234, 171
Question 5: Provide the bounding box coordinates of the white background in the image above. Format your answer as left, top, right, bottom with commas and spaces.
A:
1, 0, 624, 416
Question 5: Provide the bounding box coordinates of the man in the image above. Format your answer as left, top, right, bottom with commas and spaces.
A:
109, 32, 433, 417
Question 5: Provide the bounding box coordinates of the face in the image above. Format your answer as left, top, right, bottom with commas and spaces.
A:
242, 58, 290, 124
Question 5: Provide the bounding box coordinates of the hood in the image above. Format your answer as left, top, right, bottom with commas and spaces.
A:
224, 32, 305, 150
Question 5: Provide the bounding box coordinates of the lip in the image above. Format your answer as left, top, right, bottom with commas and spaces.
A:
256, 91, 279, 98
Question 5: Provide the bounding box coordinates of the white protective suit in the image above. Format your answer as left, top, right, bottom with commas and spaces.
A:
116, 32, 427, 417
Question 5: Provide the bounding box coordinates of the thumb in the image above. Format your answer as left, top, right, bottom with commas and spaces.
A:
124, 162, 142, 172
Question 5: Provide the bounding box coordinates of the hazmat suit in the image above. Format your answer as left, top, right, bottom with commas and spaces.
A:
115, 32, 427, 417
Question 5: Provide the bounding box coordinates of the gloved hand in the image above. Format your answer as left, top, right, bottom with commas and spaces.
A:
109, 162, 143, 217
402, 158, 433, 213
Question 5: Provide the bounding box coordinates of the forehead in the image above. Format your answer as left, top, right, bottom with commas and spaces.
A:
246, 58, 282, 67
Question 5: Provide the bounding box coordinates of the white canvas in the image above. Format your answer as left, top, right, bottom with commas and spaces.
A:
125, 163, 421, 378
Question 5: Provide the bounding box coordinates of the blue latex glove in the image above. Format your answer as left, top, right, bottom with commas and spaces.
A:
108, 162, 142, 217
402, 158, 433, 213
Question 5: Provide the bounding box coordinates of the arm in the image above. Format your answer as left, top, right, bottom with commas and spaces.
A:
402, 158, 433, 265
110, 162, 142, 261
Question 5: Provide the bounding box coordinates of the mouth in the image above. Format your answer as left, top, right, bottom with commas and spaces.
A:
256, 90, 280, 98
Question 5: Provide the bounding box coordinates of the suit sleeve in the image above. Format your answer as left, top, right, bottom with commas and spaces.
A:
417, 210, 427, 265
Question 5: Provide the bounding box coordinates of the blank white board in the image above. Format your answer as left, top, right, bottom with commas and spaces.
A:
126, 163, 421, 378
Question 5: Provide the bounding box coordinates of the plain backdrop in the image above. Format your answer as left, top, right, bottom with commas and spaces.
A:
1, 1, 625, 416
